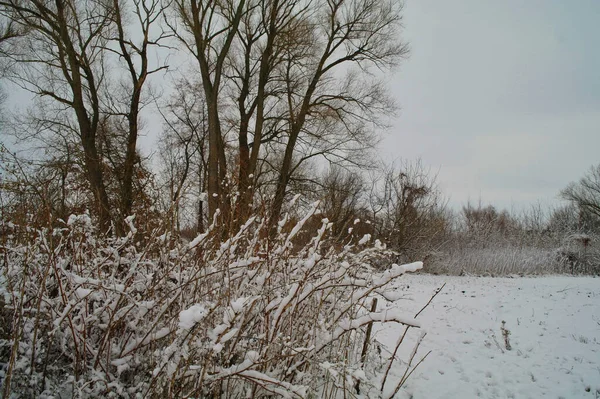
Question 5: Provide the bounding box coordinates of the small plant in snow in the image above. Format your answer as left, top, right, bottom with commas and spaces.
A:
0, 202, 427, 398
501, 321, 512, 351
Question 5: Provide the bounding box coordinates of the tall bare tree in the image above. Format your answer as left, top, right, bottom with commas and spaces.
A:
169, 0, 247, 225
1, 0, 169, 233
0, 0, 115, 229
168, 0, 407, 235
103, 0, 169, 232
226, 0, 308, 227
267, 0, 407, 229
157, 77, 208, 234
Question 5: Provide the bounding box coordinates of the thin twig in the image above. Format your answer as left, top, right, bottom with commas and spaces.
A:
415, 282, 446, 318
380, 283, 445, 393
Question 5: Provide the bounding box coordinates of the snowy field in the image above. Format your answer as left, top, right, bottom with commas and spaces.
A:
375, 275, 600, 399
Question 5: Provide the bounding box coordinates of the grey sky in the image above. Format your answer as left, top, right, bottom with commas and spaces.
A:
383, 0, 600, 211
3, 0, 598, 213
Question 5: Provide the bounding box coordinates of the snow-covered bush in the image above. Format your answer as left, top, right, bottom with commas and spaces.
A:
425, 230, 600, 276
0, 204, 424, 398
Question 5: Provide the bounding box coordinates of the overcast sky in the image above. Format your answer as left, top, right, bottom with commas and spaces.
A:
382, 0, 600, 211
3, 1, 599, 213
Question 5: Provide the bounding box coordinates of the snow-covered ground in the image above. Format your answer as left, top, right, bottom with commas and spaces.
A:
375, 275, 600, 399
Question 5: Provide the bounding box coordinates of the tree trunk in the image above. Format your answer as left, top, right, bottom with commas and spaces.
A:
269, 130, 299, 230
81, 137, 112, 232
56, 0, 112, 231
186, 0, 246, 234
234, 116, 251, 230
217, 126, 230, 229
206, 98, 221, 224
238, 0, 280, 227
118, 113, 139, 235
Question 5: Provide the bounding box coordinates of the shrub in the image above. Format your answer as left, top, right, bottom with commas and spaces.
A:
0, 204, 424, 398
428, 244, 560, 276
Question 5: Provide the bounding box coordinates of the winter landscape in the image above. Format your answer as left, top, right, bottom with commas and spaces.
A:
376, 275, 600, 399
1, 0, 599, 398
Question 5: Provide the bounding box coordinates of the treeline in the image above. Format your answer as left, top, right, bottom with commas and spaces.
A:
0, 0, 599, 275
0, 0, 406, 237
304, 161, 600, 275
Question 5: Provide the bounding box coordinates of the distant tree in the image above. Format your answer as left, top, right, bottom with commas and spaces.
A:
370, 160, 448, 260
157, 77, 208, 234
518, 202, 547, 233
461, 203, 516, 237
548, 204, 580, 234
561, 164, 600, 231
319, 166, 365, 241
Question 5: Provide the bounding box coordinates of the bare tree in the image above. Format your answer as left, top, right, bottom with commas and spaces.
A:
0, 18, 18, 43
0, 0, 116, 229
267, 0, 407, 229
0, 138, 89, 228
318, 166, 365, 241
0, 16, 25, 63
103, 0, 170, 232
461, 203, 516, 238
0, 0, 169, 233
548, 204, 579, 234
226, 0, 307, 227
168, 0, 247, 225
561, 163, 600, 231
167, 0, 406, 235
157, 77, 208, 234
370, 160, 448, 260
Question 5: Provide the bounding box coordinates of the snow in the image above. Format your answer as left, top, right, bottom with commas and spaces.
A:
337, 310, 421, 331
375, 275, 600, 399
285, 201, 320, 245
237, 369, 308, 398
110, 356, 132, 367
372, 262, 423, 286
230, 297, 250, 313
188, 232, 208, 249
245, 350, 260, 362
124, 327, 172, 355
178, 304, 208, 330
66, 213, 92, 227
75, 287, 92, 298
124, 215, 137, 234
7, 210, 599, 398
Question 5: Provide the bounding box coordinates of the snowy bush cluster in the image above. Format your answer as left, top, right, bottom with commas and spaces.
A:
426, 231, 600, 276
0, 206, 424, 398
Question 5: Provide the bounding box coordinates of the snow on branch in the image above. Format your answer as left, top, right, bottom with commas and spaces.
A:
1, 208, 428, 398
